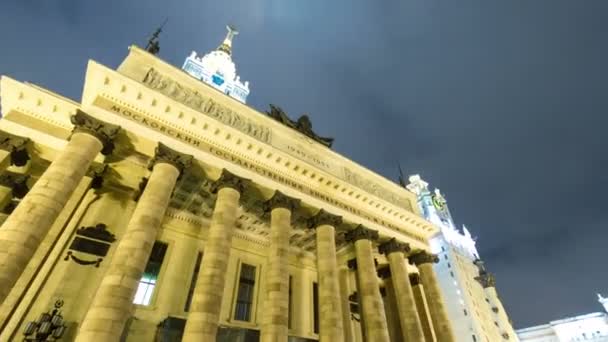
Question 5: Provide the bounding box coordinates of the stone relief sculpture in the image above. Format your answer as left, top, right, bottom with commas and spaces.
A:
265, 104, 334, 148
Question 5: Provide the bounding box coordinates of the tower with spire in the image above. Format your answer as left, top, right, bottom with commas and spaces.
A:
182, 25, 250, 103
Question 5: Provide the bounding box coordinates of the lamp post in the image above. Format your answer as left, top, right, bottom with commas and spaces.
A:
23, 300, 66, 341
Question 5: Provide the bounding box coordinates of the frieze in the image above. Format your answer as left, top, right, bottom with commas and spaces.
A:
142, 68, 271, 143
343, 167, 411, 211
98, 99, 427, 243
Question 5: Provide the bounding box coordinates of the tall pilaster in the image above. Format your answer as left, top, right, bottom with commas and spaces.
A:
308, 210, 344, 342
410, 273, 437, 342
75, 143, 192, 342
345, 226, 390, 342
0, 131, 30, 169
378, 238, 425, 342
182, 170, 247, 342
260, 191, 300, 342
411, 251, 456, 342
0, 111, 119, 304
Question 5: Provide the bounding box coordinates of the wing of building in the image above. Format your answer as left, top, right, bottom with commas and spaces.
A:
407, 174, 519, 342
0, 27, 468, 342
517, 294, 608, 341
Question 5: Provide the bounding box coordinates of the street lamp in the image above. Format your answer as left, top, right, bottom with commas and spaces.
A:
23, 300, 66, 341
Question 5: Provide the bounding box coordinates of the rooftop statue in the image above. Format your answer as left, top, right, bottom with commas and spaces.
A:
265, 104, 334, 148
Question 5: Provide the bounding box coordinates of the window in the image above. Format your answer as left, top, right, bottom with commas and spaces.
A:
234, 263, 257, 321
312, 282, 319, 334
133, 241, 168, 305
184, 252, 203, 312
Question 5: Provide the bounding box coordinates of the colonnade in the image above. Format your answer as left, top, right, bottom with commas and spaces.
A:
0, 111, 456, 341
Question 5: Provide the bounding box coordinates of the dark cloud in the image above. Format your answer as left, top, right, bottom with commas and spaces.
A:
2, 0, 607, 328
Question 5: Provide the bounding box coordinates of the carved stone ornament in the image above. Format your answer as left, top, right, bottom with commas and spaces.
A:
210, 169, 248, 194
377, 266, 392, 279
307, 209, 342, 229
265, 104, 334, 148
344, 225, 379, 243
475, 272, 496, 288
409, 273, 421, 286
378, 238, 411, 256
64, 223, 116, 268
409, 251, 439, 266
0, 131, 30, 166
0, 172, 30, 199
263, 190, 300, 212
70, 110, 121, 155
149, 142, 193, 175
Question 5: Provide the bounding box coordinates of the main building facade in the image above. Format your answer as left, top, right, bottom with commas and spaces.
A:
1, 29, 458, 342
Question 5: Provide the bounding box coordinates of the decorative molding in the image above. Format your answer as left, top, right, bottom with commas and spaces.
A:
0, 172, 30, 199
264, 190, 300, 212
210, 168, 248, 194
64, 251, 103, 267
0, 131, 30, 166
70, 109, 121, 155
344, 225, 379, 243
149, 142, 193, 175
475, 272, 496, 288
142, 68, 271, 143
378, 238, 411, 256
307, 209, 342, 229
409, 251, 439, 266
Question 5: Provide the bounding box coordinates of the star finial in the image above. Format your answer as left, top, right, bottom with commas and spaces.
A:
218, 24, 239, 56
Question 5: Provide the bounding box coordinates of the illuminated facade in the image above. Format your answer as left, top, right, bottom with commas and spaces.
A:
0, 28, 462, 342
407, 174, 519, 342
517, 294, 608, 342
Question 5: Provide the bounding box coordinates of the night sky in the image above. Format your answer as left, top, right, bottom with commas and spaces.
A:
1, 0, 607, 328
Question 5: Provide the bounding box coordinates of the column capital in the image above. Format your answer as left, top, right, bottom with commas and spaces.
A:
409, 251, 439, 266
378, 238, 411, 256
264, 190, 300, 212
307, 209, 342, 229
409, 273, 420, 286
210, 169, 248, 194
345, 225, 379, 243
149, 142, 193, 175
0, 131, 30, 166
0, 172, 30, 198
475, 272, 496, 288
70, 110, 121, 155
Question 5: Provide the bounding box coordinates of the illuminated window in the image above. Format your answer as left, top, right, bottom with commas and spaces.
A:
234, 263, 257, 321
133, 241, 168, 305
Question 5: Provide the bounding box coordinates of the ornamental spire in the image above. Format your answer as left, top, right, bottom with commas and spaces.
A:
217, 25, 239, 56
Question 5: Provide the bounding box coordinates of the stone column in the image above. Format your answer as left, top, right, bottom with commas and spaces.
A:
410, 273, 437, 342
338, 267, 355, 342
345, 225, 389, 342
260, 191, 300, 342
0, 131, 30, 170
378, 238, 425, 341
75, 143, 192, 342
308, 209, 344, 342
411, 251, 456, 342
0, 111, 119, 304
182, 170, 247, 342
